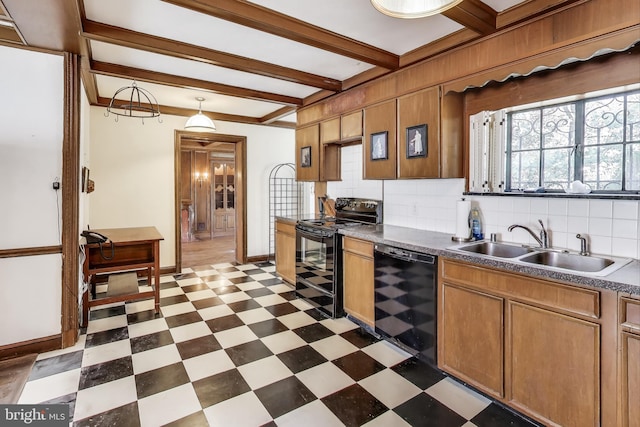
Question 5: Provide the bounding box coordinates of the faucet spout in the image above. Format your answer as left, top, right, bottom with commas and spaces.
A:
508, 220, 549, 248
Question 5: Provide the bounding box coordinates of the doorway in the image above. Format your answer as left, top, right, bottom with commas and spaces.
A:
174, 131, 246, 271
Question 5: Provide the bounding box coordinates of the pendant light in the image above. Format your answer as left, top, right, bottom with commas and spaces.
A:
105, 80, 161, 123
370, 0, 464, 18
185, 97, 216, 132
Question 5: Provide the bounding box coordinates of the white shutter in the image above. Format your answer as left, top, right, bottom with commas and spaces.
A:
489, 111, 506, 192
469, 111, 490, 192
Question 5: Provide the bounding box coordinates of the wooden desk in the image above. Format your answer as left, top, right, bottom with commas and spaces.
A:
82, 226, 163, 327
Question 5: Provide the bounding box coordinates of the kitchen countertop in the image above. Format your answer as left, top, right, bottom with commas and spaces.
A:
339, 223, 640, 296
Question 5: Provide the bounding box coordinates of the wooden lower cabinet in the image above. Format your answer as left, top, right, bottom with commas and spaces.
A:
440, 284, 504, 398
619, 295, 640, 427
343, 237, 374, 326
439, 258, 618, 427
274, 219, 296, 285
508, 302, 599, 427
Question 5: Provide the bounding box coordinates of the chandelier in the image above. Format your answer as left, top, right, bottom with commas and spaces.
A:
185, 97, 216, 132
105, 81, 161, 123
370, 0, 464, 18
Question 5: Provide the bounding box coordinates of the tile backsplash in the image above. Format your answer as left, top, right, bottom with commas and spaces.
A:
327, 144, 640, 259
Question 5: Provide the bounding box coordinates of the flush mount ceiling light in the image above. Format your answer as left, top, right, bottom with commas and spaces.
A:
185, 97, 216, 132
370, 0, 464, 18
105, 81, 161, 123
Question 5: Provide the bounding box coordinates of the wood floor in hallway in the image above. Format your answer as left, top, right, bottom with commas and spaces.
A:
181, 235, 235, 268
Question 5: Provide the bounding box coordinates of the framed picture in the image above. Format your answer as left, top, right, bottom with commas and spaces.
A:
370, 131, 388, 160
82, 167, 90, 192
406, 124, 427, 158
300, 146, 312, 168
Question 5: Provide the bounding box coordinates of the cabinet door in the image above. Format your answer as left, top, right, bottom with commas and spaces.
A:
620, 332, 640, 427
364, 100, 396, 179
275, 221, 296, 285
508, 301, 599, 427
296, 124, 320, 181
341, 110, 363, 140
343, 238, 374, 326
398, 87, 440, 178
320, 117, 340, 144
440, 283, 504, 398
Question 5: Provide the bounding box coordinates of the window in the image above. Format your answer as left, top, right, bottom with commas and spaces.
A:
506, 89, 640, 192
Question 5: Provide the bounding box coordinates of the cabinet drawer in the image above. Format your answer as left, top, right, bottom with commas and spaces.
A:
441, 259, 599, 319
343, 237, 373, 258
620, 296, 640, 333
275, 220, 295, 235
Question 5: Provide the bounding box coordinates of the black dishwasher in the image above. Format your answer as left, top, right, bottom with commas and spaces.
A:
374, 243, 437, 367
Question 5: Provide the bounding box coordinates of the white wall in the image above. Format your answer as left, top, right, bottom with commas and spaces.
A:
328, 144, 640, 260
0, 46, 64, 346
88, 107, 295, 266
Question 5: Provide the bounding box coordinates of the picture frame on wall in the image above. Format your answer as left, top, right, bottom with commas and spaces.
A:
370, 131, 388, 160
301, 146, 312, 168
406, 124, 427, 158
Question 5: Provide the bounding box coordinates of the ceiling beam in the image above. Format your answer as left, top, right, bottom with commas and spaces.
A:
95, 97, 296, 129
82, 20, 342, 92
91, 60, 303, 106
162, 0, 399, 70
443, 0, 496, 35
260, 106, 296, 124
2, 0, 82, 53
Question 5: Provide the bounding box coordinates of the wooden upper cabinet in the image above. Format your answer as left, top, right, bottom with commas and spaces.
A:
364, 99, 397, 180
341, 110, 363, 140
398, 87, 440, 178
296, 124, 320, 181
320, 117, 341, 144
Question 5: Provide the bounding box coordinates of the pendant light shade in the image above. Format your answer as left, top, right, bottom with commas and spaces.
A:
370, 0, 464, 18
185, 97, 216, 132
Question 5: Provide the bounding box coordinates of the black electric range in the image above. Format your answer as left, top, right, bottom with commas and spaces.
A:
294, 198, 382, 318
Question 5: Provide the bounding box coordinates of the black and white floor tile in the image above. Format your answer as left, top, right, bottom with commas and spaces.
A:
19, 262, 540, 427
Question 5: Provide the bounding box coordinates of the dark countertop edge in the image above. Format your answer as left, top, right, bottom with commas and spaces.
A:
339, 224, 640, 296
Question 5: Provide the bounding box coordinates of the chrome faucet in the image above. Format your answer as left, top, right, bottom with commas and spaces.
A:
508, 219, 549, 248
576, 234, 590, 256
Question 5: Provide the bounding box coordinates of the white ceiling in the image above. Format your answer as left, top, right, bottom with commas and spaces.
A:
3, 0, 533, 127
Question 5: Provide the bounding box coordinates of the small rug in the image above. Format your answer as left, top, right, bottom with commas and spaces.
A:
0, 354, 37, 404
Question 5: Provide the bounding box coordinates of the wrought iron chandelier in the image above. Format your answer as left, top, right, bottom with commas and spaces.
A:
105, 81, 161, 123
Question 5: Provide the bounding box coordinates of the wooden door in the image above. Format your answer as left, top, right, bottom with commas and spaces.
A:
507, 301, 600, 427
343, 237, 374, 326
211, 160, 235, 236
440, 283, 504, 398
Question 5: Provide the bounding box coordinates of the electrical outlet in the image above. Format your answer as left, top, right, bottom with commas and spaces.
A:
53, 181, 60, 190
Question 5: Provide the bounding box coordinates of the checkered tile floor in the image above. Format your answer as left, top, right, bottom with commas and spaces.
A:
19, 262, 539, 426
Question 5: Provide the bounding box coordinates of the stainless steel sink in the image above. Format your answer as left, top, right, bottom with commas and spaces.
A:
456, 242, 534, 258
519, 251, 614, 273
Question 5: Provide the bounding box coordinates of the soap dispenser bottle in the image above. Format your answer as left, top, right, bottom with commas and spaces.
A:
470, 207, 484, 240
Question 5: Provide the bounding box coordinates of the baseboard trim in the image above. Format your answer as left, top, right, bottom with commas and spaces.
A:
0, 335, 62, 361
246, 255, 270, 263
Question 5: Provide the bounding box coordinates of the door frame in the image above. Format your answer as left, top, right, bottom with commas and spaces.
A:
174, 130, 247, 271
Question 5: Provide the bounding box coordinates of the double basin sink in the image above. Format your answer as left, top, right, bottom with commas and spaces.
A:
451, 241, 631, 277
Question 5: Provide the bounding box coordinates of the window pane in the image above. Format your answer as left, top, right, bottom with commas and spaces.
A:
543, 147, 572, 190
584, 95, 625, 146
511, 151, 539, 189
583, 145, 623, 190
626, 143, 640, 191
511, 110, 540, 150
627, 92, 640, 141
542, 104, 575, 148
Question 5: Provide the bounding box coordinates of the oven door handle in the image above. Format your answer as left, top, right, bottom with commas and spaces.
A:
295, 225, 333, 241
